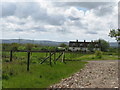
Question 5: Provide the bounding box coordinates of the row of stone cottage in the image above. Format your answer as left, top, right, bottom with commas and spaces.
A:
59, 40, 101, 52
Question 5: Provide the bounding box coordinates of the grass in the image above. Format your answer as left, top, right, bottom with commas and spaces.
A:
2, 52, 87, 88
75, 54, 118, 61
2, 51, 118, 88
2, 61, 87, 88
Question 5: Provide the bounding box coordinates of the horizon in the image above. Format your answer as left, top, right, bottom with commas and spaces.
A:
1, 38, 118, 43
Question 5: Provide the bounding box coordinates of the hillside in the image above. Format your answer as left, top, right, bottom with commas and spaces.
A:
0, 39, 118, 47
0, 39, 68, 46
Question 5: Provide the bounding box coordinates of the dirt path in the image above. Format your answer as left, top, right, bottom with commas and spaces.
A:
50, 60, 119, 88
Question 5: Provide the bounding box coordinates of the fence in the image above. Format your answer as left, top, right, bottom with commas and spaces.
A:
3, 50, 66, 71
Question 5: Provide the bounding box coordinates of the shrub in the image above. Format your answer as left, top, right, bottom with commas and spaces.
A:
5, 59, 9, 62
18, 46, 26, 50
11, 43, 19, 50
25, 43, 34, 51
2, 73, 10, 80
9, 69, 15, 76
95, 50, 102, 59
91, 57, 95, 59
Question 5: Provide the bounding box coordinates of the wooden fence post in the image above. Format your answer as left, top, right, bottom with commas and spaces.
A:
49, 52, 52, 66
54, 52, 56, 64
27, 51, 30, 71
63, 52, 65, 63
62, 52, 64, 62
10, 50, 12, 62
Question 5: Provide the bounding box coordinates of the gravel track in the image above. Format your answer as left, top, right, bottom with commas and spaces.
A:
50, 60, 119, 88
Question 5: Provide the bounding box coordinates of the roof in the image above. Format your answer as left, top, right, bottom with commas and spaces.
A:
69, 40, 100, 47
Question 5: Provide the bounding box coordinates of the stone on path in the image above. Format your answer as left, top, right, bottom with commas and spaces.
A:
50, 60, 119, 88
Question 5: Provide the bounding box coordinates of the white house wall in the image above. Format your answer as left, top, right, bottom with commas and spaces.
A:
69, 47, 100, 51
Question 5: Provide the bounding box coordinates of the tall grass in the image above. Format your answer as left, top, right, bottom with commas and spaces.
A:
2, 51, 87, 88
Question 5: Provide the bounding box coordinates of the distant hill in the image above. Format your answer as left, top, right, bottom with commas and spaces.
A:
0, 39, 118, 47
109, 42, 118, 47
0, 39, 69, 46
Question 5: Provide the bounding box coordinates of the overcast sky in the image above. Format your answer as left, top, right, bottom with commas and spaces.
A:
0, 0, 119, 42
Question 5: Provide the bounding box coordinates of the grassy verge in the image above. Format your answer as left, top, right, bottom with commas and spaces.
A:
2, 61, 87, 88
65, 52, 118, 61
2, 52, 87, 88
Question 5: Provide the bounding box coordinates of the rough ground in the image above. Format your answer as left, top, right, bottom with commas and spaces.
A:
50, 60, 119, 88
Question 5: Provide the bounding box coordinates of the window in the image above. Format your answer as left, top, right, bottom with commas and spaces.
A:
72, 43, 76, 47
95, 44, 98, 47
80, 44, 83, 46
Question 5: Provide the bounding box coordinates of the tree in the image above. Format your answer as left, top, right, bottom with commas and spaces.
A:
109, 28, 120, 42
11, 43, 19, 50
88, 43, 94, 52
2, 43, 10, 50
109, 29, 120, 59
25, 43, 34, 51
18, 46, 26, 50
59, 43, 67, 47
95, 39, 110, 52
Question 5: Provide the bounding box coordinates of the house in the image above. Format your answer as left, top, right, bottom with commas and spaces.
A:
69, 40, 101, 52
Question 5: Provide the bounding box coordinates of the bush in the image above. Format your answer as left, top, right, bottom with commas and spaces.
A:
2, 73, 10, 80
9, 69, 15, 76
95, 50, 102, 59
11, 43, 19, 50
18, 46, 26, 50
5, 59, 9, 62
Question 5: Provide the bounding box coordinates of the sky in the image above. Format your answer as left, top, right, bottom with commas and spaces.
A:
0, 0, 119, 42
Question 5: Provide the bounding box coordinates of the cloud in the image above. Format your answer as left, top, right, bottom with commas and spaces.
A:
1, 1, 118, 42
92, 3, 116, 17
1, 2, 16, 17
2, 2, 66, 26
53, 2, 112, 10
15, 29, 23, 32
85, 31, 98, 34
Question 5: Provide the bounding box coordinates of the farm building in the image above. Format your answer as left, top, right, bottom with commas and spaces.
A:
69, 40, 100, 52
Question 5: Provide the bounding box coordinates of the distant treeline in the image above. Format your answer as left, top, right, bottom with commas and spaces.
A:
2, 43, 68, 51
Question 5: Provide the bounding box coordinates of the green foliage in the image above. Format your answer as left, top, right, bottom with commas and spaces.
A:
2, 43, 62, 51
9, 69, 15, 76
25, 43, 34, 50
109, 47, 117, 53
2, 43, 10, 50
40, 47, 47, 51
18, 46, 26, 50
109, 29, 120, 41
2, 55, 87, 88
21, 60, 27, 64
2, 73, 10, 80
5, 59, 9, 62
97, 39, 110, 52
59, 43, 67, 47
88, 43, 94, 52
95, 50, 102, 59
11, 43, 19, 50
47, 46, 57, 51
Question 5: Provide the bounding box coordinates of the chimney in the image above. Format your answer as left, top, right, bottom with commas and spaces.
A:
84, 40, 86, 42
76, 40, 78, 42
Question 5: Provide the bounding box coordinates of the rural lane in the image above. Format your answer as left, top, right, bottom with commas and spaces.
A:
50, 60, 119, 88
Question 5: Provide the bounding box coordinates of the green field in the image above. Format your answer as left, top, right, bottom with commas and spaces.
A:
2, 52, 87, 88
2, 51, 118, 88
